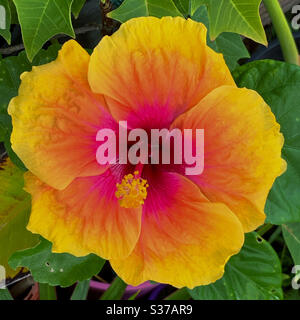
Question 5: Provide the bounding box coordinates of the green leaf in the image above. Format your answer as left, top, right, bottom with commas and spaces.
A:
192, 5, 249, 71
233, 60, 300, 225
173, 0, 190, 16
282, 223, 300, 265
8, 0, 18, 24
100, 276, 127, 300
71, 279, 90, 300
0, 288, 13, 300
191, 0, 266, 45
0, 158, 39, 280
190, 0, 203, 14
0, 43, 61, 169
189, 233, 283, 300
72, 0, 85, 18
107, 0, 184, 23
12, 0, 75, 61
39, 283, 57, 300
9, 238, 105, 288
0, 0, 11, 44
0, 52, 31, 169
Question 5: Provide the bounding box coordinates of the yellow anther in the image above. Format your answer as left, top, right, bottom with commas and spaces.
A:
115, 171, 148, 208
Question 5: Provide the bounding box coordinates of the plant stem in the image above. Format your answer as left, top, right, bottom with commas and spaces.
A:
100, 277, 127, 300
268, 226, 282, 244
93, 274, 107, 283
257, 223, 273, 236
71, 280, 90, 300
39, 283, 56, 300
263, 0, 299, 65
280, 244, 287, 264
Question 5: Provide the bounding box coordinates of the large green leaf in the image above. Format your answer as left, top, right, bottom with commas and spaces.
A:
191, 0, 266, 45
282, 223, 300, 265
0, 158, 39, 280
0, 43, 60, 169
12, 0, 74, 61
189, 233, 283, 300
107, 0, 184, 23
0, 0, 11, 44
192, 5, 249, 71
9, 238, 105, 288
233, 60, 300, 225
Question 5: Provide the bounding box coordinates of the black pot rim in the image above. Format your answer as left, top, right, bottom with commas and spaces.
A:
250, 30, 300, 61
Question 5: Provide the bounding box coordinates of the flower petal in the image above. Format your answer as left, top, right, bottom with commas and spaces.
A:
110, 172, 244, 288
171, 86, 286, 232
88, 16, 235, 129
25, 167, 142, 259
8, 40, 111, 190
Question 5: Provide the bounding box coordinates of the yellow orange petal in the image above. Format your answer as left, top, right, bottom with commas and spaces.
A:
89, 16, 235, 128
110, 172, 244, 289
171, 86, 286, 232
24, 169, 142, 259
8, 40, 110, 190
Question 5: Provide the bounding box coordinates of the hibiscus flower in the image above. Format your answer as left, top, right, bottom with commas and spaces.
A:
8, 17, 285, 288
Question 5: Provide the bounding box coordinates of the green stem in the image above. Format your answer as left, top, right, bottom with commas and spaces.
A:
280, 244, 287, 264
71, 280, 90, 300
257, 223, 273, 236
39, 283, 57, 300
263, 0, 299, 65
268, 226, 282, 244
100, 277, 127, 300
